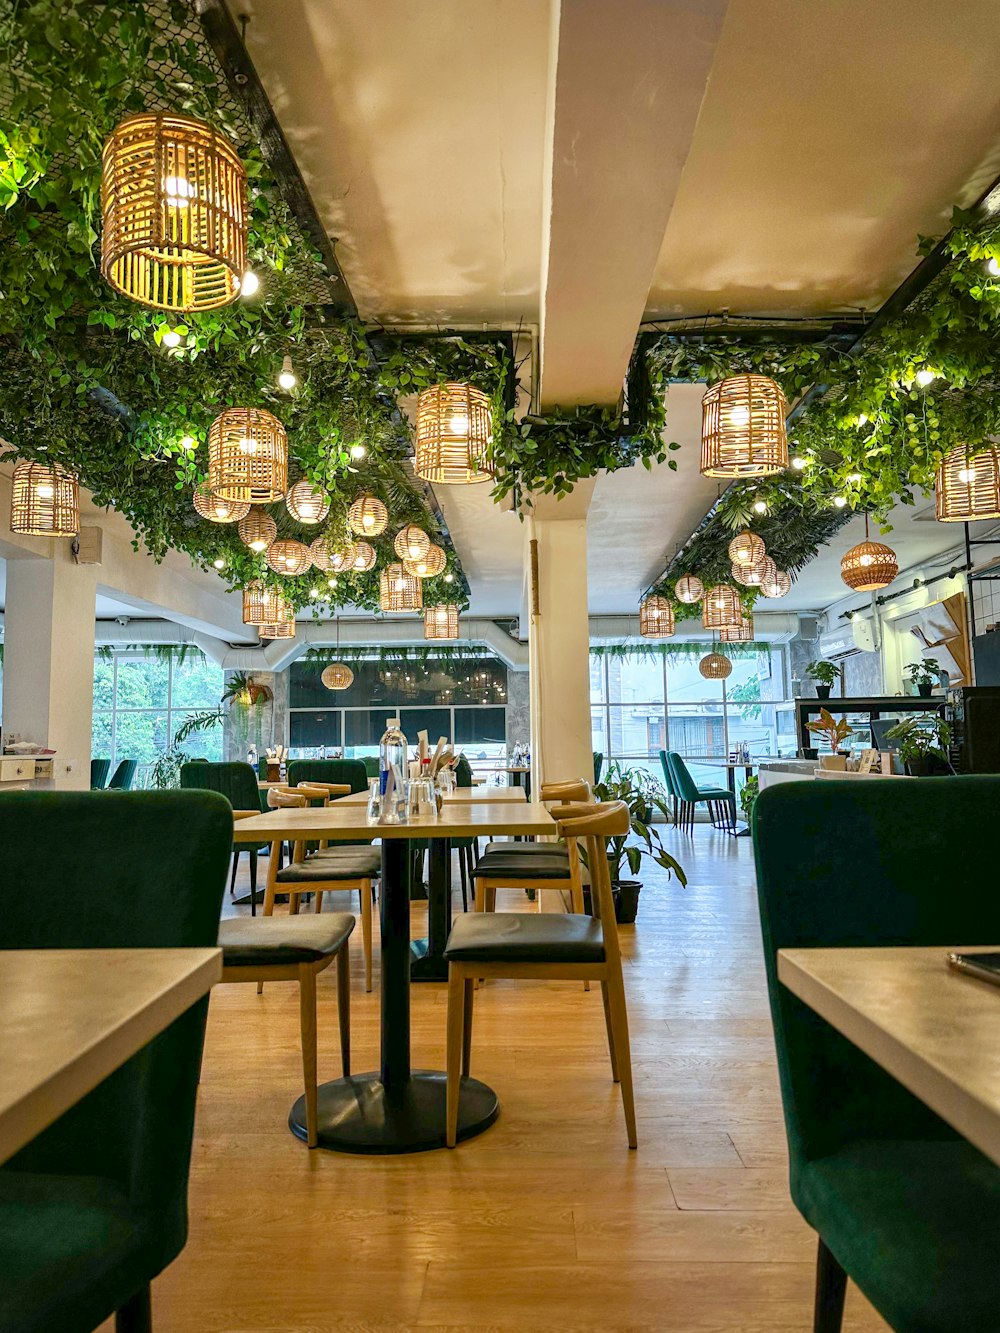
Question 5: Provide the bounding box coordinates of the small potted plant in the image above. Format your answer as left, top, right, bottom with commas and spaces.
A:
903, 658, 940, 699
803, 660, 841, 700
806, 708, 855, 770
588, 763, 687, 922
884, 714, 953, 776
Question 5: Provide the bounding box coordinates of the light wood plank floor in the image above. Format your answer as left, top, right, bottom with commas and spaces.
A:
106, 825, 892, 1331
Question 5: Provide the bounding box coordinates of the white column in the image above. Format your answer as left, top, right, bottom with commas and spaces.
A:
4, 548, 97, 789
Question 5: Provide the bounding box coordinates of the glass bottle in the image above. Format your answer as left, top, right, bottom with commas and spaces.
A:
379, 717, 407, 823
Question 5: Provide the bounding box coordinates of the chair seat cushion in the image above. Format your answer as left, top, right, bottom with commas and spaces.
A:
473, 853, 572, 880
445, 911, 604, 964
219, 913, 355, 967
795, 1137, 1000, 1332
695, 787, 734, 801
276, 848, 380, 882
482, 840, 567, 858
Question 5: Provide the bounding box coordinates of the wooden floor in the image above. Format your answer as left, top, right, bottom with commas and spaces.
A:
110, 826, 891, 1331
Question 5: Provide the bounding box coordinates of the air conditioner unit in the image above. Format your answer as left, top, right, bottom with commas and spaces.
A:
818, 617, 876, 659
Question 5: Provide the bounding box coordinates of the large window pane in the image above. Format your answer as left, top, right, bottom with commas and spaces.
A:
290, 710, 343, 755
666, 705, 727, 757
454, 707, 505, 760
343, 710, 388, 753
399, 708, 453, 747
92, 712, 113, 762
665, 655, 724, 704
591, 706, 607, 756
114, 656, 169, 709
174, 714, 224, 762
112, 710, 168, 766
606, 655, 664, 705
606, 704, 665, 759
171, 653, 224, 708
93, 658, 115, 712
589, 654, 606, 703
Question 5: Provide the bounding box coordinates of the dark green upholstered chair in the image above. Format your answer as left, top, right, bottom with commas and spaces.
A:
286, 758, 368, 794
0, 789, 231, 1333
90, 758, 110, 790
658, 749, 678, 824
753, 777, 1000, 1333
664, 751, 734, 832
107, 758, 138, 791
360, 756, 379, 780
179, 761, 267, 913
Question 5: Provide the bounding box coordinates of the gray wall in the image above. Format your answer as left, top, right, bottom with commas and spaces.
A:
505, 670, 530, 752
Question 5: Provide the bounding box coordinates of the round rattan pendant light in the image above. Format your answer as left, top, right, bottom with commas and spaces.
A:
414, 383, 493, 484
702, 584, 742, 629
840, 516, 898, 592
238, 508, 277, 553
720, 615, 754, 643
266, 539, 312, 576
639, 595, 675, 639
394, 525, 431, 563
425, 604, 460, 640
310, 534, 358, 574
674, 574, 704, 604
285, 480, 330, 525
322, 619, 354, 689
380, 562, 422, 612
699, 651, 734, 680
347, 493, 388, 537
728, 530, 766, 567
208, 407, 287, 504
242, 581, 284, 626
934, 444, 1000, 522
258, 611, 296, 640
100, 113, 247, 312
193, 480, 249, 524
403, 542, 447, 579
10, 461, 79, 537
732, 554, 777, 588
760, 566, 792, 599
700, 375, 789, 477
351, 540, 377, 572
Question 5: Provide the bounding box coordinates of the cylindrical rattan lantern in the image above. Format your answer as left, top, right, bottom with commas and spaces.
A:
720, 616, 753, 643
285, 480, 330, 525
700, 375, 789, 477
242, 581, 284, 625
702, 584, 742, 629
425, 605, 460, 640
840, 517, 898, 592
935, 444, 1000, 522
266, 539, 312, 576
414, 383, 493, 484
760, 566, 792, 599
347, 493, 388, 537
351, 540, 377, 572
728, 530, 766, 567
394, 525, 431, 563
674, 574, 704, 604
9, 460, 79, 537
403, 542, 447, 579
699, 651, 733, 680
639, 595, 675, 639
238, 508, 277, 553
193, 480, 249, 524
101, 112, 247, 312
258, 612, 296, 640
322, 662, 355, 690
208, 407, 287, 503
732, 554, 777, 588
380, 563, 423, 611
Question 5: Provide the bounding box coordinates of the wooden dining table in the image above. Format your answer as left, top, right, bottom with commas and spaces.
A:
233, 799, 556, 1154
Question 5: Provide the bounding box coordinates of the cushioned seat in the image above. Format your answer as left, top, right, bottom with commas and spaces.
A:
472, 853, 572, 879
444, 911, 605, 963
219, 913, 355, 967
276, 848, 381, 882
482, 840, 568, 858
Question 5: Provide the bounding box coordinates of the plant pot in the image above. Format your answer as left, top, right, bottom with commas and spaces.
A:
819, 754, 847, 771
815, 684, 832, 699
583, 881, 641, 923
917, 683, 933, 698
904, 755, 952, 777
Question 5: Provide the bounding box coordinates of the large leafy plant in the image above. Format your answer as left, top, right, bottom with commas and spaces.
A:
592, 763, 687, 886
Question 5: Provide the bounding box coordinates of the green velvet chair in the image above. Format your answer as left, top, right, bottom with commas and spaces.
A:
753, 777, 1000, 1333
90, 758, 110, 790
658, 749, 678, 825
107, 759, 138, 791
664, 750, 734, 832
0, 789, 231, 1333
179, 761, 267, 913
286, 759, 372, 852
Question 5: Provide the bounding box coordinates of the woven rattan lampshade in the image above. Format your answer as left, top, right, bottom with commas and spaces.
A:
285, 480, 330, 525
193, 480, 249, 524
700, 375, 789, 478
351, 540, 377, 572
760, 566, 792, 599
258, 612, 296, 640
699, 651, 733, 680
403, 542, 447, 579
242, 581, 283, 626
266, 539, 312, 576
840, 517, 898, 592
9, 461, 79, 537
380, 563, 422, 611
702, 584, 742, 629
675, 574, 704, 604
935, 444, 1000, 522
101, 113, 247, 312
414, 383, 493, 484
208, 407, 286, 503
394, 525, 431, 563
238, 508, 277, 553
728, 530, 766, 567
732, 554, 777, 588
720, 616, 753, 643
639, 595, 675, 639
425, 605, 460, 640
322, 662, 355, 690
347, 493, 388, 537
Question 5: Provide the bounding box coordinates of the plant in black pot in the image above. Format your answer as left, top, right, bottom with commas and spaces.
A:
588, 763, 687, 923
903, 657, 941, 699
803, 659, 841, 700
884, 714, 953, 777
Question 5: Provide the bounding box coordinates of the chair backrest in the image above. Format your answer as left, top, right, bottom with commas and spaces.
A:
90, 757, 110, 790
107, 758, 138, 790
664, 751, 699, 802
658, 750, 677, 799
753, 778, 1000, 1167
0, 790, 231, 1225
267, 787, 309, 808
593, 751, 604, 785
554, 801, 629, 953
179, 759, 260, 812
454, 753, 474, 788
287, 758, 368, 794
540, 778, 591, 805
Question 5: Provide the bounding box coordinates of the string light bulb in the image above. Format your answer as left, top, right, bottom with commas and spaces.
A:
350, 443, 367, 461
915, 368, 937, 388
278, 355, 297, 391
239, 270, 259, 296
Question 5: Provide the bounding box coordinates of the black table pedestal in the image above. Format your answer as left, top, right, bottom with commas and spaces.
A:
410, 836, 451, 982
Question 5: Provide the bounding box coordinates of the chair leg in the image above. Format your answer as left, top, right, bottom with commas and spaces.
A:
230, 851, 239, 897
600, 979, 620, 1082
458, 847, 469, 912
298, 963, 318, 1148
813, 1238, 847, 1333
605, 968, 637, 1149
116, 1285, 151, 1333
313, 889, 324, 913
360, 879, 373, 993
249, 850, 258, 916
462, 977, 475, 1077
569, 873, 591, 992
336, 942, 351, 1077
446, 969, 465, 1148
474, 877, 485, 911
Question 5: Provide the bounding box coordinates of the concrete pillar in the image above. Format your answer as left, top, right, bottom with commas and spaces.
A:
3, 548, 97, 789
222, 669, 288, 761
504, 668, 531, 753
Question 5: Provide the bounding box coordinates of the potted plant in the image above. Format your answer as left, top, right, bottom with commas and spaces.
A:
803, 660, 841, 700
739, 774, 760, 822
903, 658, 940, 699
588, 763, 687, 923
806, 708, 855, 770
884, 714, 953, 776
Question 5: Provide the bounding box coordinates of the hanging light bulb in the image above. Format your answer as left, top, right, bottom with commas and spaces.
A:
278, 355, 297, 391
213, 558, 225, 570
753, 499, 768, 515
833, 495, 848, 508
915, 368, 937, 388
239, 270, 259, 297
350, 443, 367, 461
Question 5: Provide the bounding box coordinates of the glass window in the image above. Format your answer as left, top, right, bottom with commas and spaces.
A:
454, 707, 506, 752
589, 654, 606, 703
290, 710, 343, 754
114, 656, 169, 710
606, 655, 664, 705
666, 655, 724, 704
170, 654, 225, 709
606, 704, 665, 759
400, 708, 453, 745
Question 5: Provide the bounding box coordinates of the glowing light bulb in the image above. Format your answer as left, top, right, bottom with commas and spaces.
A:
847, 473, 863, 483
959, 466, 976, 483
278, 355, 297, 391
449, 413, 469, 436
833, 496, 847, 508
727, 405, 751, 428
362, 514, 375, 530
239, 270, 259, 297
857, 414, 868, 426
437, 609, 448, 622
161, 329, 181, 349
180, 434, 196, 452
792, 456, 807, 470
444, 573, 454, 583
395, 578, 406, 592
213, 558, 225, 570
989, 258, 1000, 277
237, 436, 258, 455
213, 501, 230, 520
327, 576, 338, 589
36, 482, 54, 499
753, 500, 768, 515
309, 587, 321, 599
249, 539, 268, 553
859, 553, 873, 567
413, 561, 428, 576
350, 443, 367, 461
163, 175, 192, 207
915, 368, 936, 388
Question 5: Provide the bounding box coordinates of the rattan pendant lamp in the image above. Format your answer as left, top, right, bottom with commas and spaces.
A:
347, 493, 388, 537
728, 530, 766, 567
351, 540, 377, 572
10, 460, 79, 537
380, 562, 422, 611
238, 508, 277, 553
322, 620, 354, 689
266, 539, 312, 576
425, 604, 460, 640
699, 637, 733, 680
840, 515, 898, 592
639, 595, 675, 639
258, 610, 296, 640
732, 554, 777, 588
700, 375, 789, 477
414, 383, 493, 483
759, 566, 792, 599
193, 480, 249, 524
403, 542, 447, 579
208, 407, 287, 503
935, 444, 1000, 522
702, 584, 742, 630
674, 574, 704, 604
101, 113, 247, 312
242, 581, 284, 626
285, 480, 330, 525
720, 615, 754, 643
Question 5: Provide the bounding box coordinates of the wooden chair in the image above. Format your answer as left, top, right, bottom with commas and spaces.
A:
444, 800, 637, 1149
218, 913, 354, 1147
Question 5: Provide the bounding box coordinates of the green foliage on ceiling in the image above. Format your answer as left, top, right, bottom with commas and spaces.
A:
589, 640, 765, 661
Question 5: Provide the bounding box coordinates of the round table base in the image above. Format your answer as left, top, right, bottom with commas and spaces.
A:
288, 1070, 500, 1154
